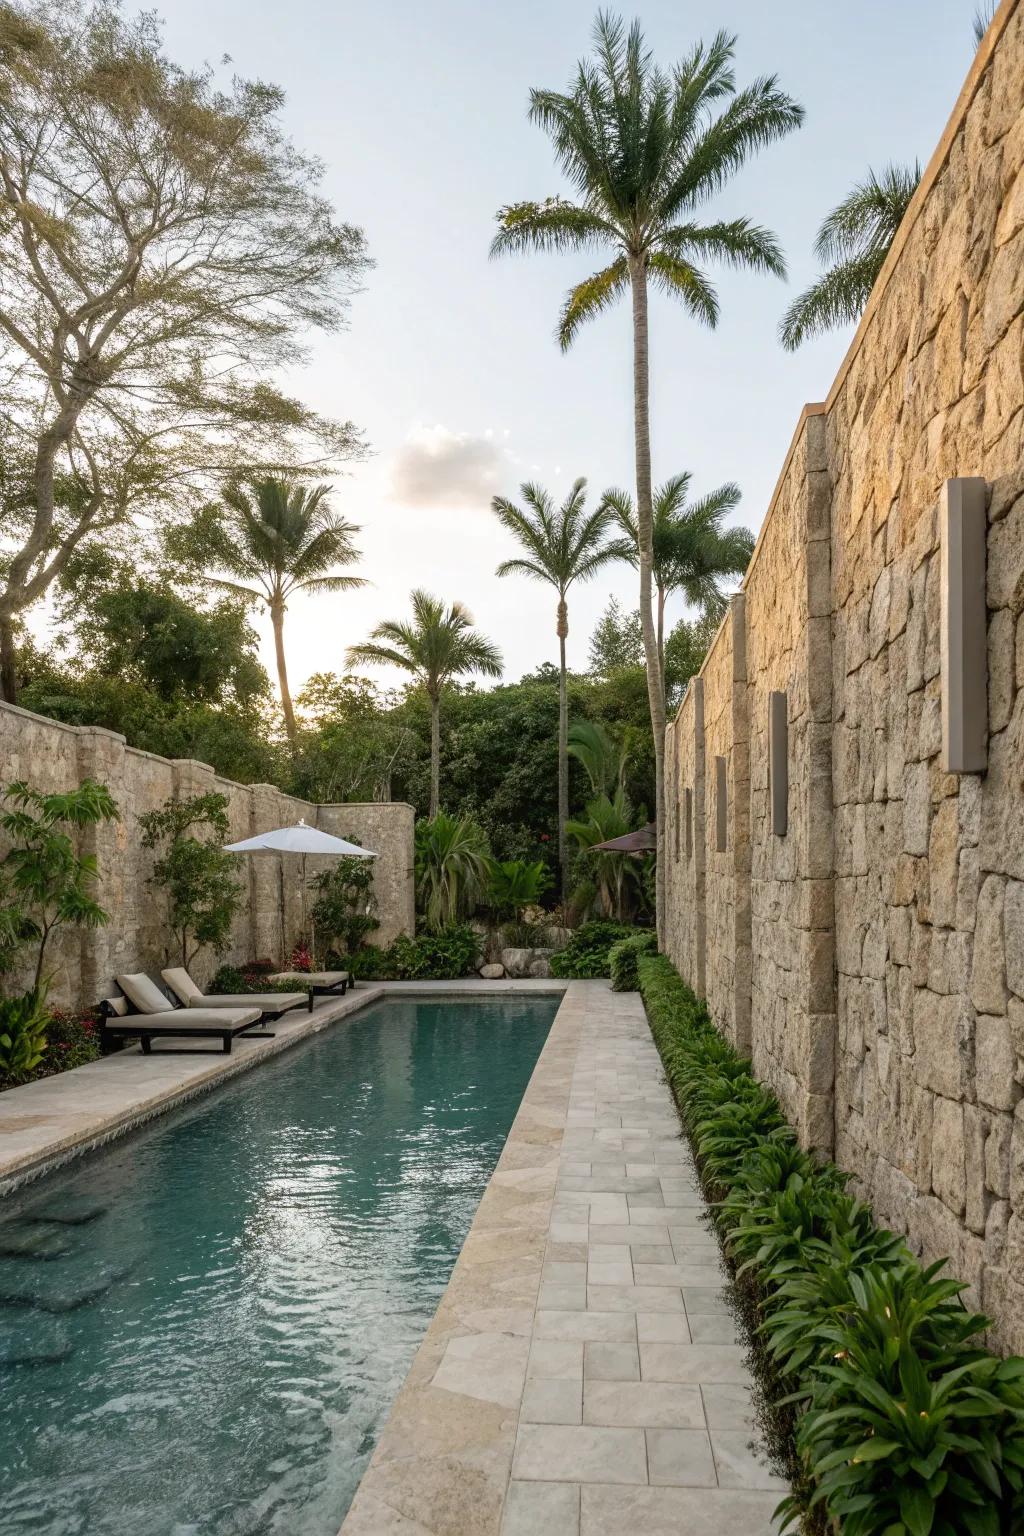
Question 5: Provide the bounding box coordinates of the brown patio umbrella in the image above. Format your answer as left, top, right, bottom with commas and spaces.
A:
588, 822, 657, 854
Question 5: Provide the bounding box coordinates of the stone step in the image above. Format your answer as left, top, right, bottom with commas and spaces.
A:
0, 1312, 73, 1365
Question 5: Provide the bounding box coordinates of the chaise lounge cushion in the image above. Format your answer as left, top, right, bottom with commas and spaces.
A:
116, 973, 175, 1015
104, 1005, 263, 1032
161, 968, 306, 1014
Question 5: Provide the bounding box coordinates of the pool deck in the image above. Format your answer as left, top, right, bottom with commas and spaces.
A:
340, 979, 786, 1536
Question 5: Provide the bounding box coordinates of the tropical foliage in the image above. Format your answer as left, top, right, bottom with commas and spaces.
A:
414, 812, 492, 932
0, 986, 50, 1082
566, 788, 647, 922
0, 779, 119, 989
780, 163, 921, 349
493, 14, 802, 937
603, 474, 753, 685
639, 952, 1024, 1536
487, 859, 551, 921
492, 477, 623, 892
139, 793, 243, 968
347, 591, 502, 816
308, 857, 379, 962
548, 919, 637, 979
169, 479, 365, 743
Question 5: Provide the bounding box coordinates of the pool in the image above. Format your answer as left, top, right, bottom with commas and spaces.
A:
0, 995, 557, 1535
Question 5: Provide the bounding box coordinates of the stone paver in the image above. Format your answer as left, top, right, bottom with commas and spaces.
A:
340, 981, 786, 1535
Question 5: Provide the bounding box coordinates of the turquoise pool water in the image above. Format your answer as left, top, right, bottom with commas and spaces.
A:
0, 996, 557, 1535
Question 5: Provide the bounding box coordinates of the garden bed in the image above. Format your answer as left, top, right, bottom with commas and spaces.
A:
637, 952, 1024, 1535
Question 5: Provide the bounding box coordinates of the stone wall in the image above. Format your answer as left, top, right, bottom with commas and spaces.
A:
0, 700, 415, 1007
664, 0, 1024, 1350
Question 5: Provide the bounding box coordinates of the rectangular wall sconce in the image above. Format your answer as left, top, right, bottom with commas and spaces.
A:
715, 756, 727, 852
674, 794, 681, 861
684, 787, 693, 858
769, 691, 788, 836
940, 477, 988, 774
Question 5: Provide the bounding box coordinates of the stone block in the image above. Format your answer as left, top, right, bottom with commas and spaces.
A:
971, 875, 1008, 1015
932, 1097, 967, 1217
479, 963, 505, 980
1006, 881, 1024, 999
977, 1014, 1017, 1110
912, 990, 969, 1098
986, 1116, 1012, 1197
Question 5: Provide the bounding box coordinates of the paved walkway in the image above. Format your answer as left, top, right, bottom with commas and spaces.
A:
342, 981, 785, 1536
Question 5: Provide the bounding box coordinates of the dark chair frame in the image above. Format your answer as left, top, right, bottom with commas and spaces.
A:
97, 986, 279, 1056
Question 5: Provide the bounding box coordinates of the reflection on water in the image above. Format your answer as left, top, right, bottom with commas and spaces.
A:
0, 997, 555, 1535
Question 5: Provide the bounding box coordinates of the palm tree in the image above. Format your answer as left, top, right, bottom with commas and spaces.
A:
414, 812, 492, 931
603, 473, 754, 689
346, 590, 502, 816
491, 15, 802, 939
779, 164, 920, 350
491, 478, 622, 895
203, 477, 365, 744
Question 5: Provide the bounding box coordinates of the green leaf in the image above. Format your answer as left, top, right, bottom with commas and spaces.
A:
899, 1483, 935, 1536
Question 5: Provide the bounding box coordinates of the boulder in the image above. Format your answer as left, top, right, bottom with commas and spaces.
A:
479, 963, 505, 980
501, 947, 535, 979
529, 957, 551, 979
543, 926, 573, 950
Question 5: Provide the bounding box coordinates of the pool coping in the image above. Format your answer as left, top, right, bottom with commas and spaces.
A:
0, 980, 570, 1199
339, 979, 584, 1535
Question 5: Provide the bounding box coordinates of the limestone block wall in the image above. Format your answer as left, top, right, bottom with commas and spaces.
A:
0, 700, 415, 1008
665, 677, 705, 995
664, 0, 1024, 1349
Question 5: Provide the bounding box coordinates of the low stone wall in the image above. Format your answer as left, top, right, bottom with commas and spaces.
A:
0, 700, 415, 1008
664, 0, 1024, 1350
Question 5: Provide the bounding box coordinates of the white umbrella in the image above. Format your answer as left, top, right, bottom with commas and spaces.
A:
224, 819, 377, 960
224, 820, 376, 858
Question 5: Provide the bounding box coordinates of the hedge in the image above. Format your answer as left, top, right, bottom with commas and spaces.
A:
637, 952, 1024, 1536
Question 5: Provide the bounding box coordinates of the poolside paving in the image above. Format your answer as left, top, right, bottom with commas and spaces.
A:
340, 980, 786, 1536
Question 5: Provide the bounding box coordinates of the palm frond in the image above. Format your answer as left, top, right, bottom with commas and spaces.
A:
658, 218, 786, 278
778, 250, 884, 350
490, 198, 615, 259
814, 163, 920, 263
647, 252, 719, 327
558, 257, 629, 350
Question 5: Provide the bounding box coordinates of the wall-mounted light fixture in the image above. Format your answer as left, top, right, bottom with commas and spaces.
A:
715, 756, 727, 852
940, 477, 988, 774
684, 787, 693, 859
769, 691, 788, 836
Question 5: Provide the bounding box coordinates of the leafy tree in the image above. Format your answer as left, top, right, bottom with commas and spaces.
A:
779, 164, 920, 349
492, 478, 623, 894
292, 673, 413, 803
491, 15, 802, 937
0, 1, 369, 703
0, 778, 119, 990
308, 857, 379, 962
170, 479, 365, 743
414, 813, 492, 932
664, 612, 719, 704
603, 473, 752, 687
347, 591, 502, 817
138, 793, 243, 968
74, 582, 270, 708
588, 598, 644, 675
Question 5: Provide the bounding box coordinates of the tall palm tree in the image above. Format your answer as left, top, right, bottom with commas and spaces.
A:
491, 478, 622, 896
779, 164, 920, 350
603, 473, 754, 689
491, 15, 802, 939
202, 477, 365, 744
346, 590, 502, 817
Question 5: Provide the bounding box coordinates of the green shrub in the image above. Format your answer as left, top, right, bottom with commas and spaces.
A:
209, 964, 247, 994
637, 953, 1024, 1535
44, 1007, 102, 1073
0, 988, 50, 1083
608, 931, 657, 990
386, 924, 480, 980
549, 919, 636, 978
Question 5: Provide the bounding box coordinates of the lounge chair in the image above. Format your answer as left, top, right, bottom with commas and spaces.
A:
161, 967, 307, 1021
98, 973, 274, 1055
268, 969, 351, 1011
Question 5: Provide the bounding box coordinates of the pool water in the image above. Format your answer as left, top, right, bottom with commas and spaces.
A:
0, 996, 556, 1536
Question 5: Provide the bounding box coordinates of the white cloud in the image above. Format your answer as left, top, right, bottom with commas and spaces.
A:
389, 423, 514, 509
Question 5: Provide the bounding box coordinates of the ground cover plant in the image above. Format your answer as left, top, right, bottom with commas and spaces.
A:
637, 952, 1024, 1536
548, 919, 639, 978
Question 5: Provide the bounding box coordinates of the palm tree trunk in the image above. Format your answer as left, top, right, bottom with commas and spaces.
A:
557, 600, 569, 901
629, 254, 667, 946
429, 691, 441, 818
657, 584, 666, 703
271, 600, 297, 745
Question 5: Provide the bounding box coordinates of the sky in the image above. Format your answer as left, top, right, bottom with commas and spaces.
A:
152, 0, 983, 697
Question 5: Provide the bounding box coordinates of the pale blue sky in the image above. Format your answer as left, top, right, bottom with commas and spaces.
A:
160, 0, 981, 693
